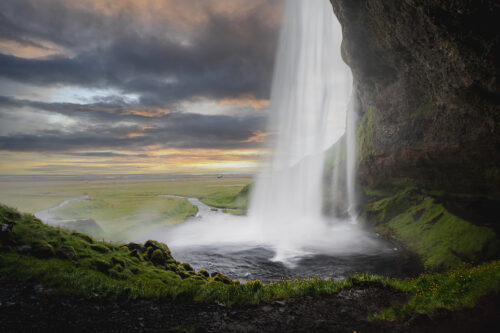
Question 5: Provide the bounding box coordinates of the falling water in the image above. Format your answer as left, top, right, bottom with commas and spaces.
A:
249, 0, 354, 258
149, 0, 403, 275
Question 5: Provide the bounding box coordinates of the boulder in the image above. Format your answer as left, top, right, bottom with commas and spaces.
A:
56, 246, 76, 260
180, 262, 194, 272
150, 249, 166, 266
198, 269, 210, 278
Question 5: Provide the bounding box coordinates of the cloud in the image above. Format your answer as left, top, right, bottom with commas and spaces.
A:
0, 0, 284, 172
0, 110, 266, 152
0, 0, 283, 105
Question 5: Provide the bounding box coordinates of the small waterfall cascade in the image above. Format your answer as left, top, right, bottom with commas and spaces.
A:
249, 0, 354, 259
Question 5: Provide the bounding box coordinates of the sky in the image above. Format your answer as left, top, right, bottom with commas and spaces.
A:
0, 0, 285, 175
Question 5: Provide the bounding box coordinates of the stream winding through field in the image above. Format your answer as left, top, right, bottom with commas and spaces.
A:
34, 195, 91, 226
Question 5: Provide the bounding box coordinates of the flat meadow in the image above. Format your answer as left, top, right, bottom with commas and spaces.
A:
0, 175, 252, 241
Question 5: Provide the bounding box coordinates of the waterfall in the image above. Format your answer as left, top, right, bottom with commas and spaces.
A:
158, 0, 381, 267
249, 0, 354, 259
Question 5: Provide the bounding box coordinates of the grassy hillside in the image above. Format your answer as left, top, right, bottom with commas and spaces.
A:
1, 203, 499, 320
365, 187, 499, 270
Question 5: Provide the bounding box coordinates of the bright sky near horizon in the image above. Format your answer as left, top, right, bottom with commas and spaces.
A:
0, 0, 287, 175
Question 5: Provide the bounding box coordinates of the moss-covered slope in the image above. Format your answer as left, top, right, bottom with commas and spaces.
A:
365, 188, 499, 270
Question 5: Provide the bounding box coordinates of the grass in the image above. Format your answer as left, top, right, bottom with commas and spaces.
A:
200, 184, 251, 210
372, 261, 500, 321
1, 203, 499, 318
366, 188, 499, 270
0, 176, 251, 241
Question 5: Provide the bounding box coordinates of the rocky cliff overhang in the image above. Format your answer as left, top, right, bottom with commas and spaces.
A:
330, 0, 499, 195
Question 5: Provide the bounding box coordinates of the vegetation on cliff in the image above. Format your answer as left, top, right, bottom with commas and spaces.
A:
365, 187, 499, 270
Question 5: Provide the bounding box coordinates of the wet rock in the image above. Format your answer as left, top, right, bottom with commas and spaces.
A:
56, 246, 76, 260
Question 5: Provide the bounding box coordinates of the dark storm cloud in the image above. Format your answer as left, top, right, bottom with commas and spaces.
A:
0, 0, 282, 105
0, 110, 266, 152
0, 0, 282, 159
0, 96, 167, 122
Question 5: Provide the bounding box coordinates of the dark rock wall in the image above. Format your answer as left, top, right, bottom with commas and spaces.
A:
330, 0, 499, 195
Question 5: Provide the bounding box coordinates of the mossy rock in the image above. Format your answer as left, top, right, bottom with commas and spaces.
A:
150, 249, 166, 266
212, 272, 233, 285
111, 257, 126, 267
145, 246, 154, 260
144, 240, 171, 256
122, 242, 143, 252
165, 264, 179, 272
198, 269, 210, 278
89, 244, 110, 253
112, 264, 124, 272
130, 249, 142, 260
71, 232, 94, 244
56, 245, 76, 260
180, 262, 194, 272
31, 241, 55, 259
0, 206, 21, 224
91, 259, 113, 273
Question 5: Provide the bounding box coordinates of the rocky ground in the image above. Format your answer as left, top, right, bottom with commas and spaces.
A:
1, 279, 498, 333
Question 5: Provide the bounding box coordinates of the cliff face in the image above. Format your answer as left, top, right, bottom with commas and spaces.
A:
330, 0, 499, 195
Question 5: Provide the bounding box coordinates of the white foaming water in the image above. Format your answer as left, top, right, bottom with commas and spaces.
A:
248, 0, 355, 259
152, 0, 384, 267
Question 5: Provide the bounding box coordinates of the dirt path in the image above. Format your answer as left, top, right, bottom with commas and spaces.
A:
1, 280, 498, 332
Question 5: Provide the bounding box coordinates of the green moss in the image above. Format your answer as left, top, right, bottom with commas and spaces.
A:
371, 261, 500, 321
89, 243, 110, 253
367, 189, 499, 270
31, 240, 55, 258
356, 107, 375, 162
